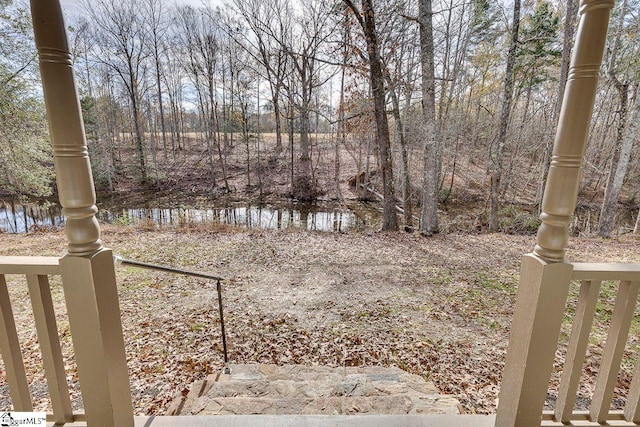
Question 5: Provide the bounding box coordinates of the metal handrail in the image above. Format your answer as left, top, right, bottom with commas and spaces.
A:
114, 256, 229, 365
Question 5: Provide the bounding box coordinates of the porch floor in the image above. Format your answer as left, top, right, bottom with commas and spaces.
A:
166, 364, 461, 416
134, 414, 496, 426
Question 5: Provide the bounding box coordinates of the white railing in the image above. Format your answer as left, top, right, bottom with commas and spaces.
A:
542, 263, 640, 425
0, 256, 83, 424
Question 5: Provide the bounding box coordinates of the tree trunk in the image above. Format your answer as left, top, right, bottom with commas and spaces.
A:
273, 90, 283, 152
599, 84, 635, 237
360, 0, 398, 231
193, 73, 216, 188
166, 83, 179, 162
209, 73, 228, 191
299, 99, 311, 170
221, 64, 229, 155
147, 98, 160, 186
489, 0, 520, 231
385, 73, 413, 231
441, 0, 470, 127
287, 87, 295, 196
130, 84, 147, 183
214, 107, 230, 192
296, 71, 313, 200
257, 76, 263, 198
154, 50, 168, 164
419, 0, 439, 235
336, 42, 347, 200
241, 106, 251, 188
598, 0, 630, 237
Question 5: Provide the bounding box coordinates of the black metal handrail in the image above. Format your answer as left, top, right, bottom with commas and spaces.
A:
114, 256, 229, 365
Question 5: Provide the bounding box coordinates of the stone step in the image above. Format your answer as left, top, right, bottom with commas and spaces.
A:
227, 363, 431, 384
167, 364, 460, 416
205, 378, 439, 399
185, 395, 460, 416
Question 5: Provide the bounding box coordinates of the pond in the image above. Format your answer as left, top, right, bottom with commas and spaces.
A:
0, 201, 365, 234
6, 199, 634, 236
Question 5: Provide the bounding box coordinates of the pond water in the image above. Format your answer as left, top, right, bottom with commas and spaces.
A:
4, 200, 635, 235
0, 201, 364, 234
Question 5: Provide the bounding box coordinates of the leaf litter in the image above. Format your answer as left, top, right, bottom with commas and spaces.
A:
1, 226, 639, 415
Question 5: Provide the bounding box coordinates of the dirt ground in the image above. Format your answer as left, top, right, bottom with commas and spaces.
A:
2, 225, 640, 415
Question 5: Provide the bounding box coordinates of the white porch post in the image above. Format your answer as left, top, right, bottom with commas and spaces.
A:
495, 1, 614, 426
30, 1, 134, 425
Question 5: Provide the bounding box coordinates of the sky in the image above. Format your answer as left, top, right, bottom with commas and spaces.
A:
59, 0, 224, 19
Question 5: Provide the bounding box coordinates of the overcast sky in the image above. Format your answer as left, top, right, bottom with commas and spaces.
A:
59, 0, 225, 19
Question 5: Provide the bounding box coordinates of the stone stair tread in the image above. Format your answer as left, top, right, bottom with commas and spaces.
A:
207, 379, 439, 398
168, 364, 459, 416
192, 395, 434, 415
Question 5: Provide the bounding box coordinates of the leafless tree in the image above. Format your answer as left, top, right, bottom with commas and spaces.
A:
343, 0, 398, 231
175, 5, 230, 191
84, 0, 150, 183
489, 0, 520, 231
232, 0, 289, 154
599, 0, 637, 237
418, 0, 439, 235
144, 0, 169, 164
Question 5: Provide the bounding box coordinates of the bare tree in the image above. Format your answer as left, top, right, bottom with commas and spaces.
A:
175, 5, 231, 191
287, 1, 336, 199
232, 0, 289, 154
343, 0, 398, 231
85, 0, 149, 183
599, 0, 636, 237
380, 6, 418, 231
160, 33, 185, 161
144, 0, 169, 165
418, 0, 439, 235
335, 5, 350, 201
488, 0, 521, 231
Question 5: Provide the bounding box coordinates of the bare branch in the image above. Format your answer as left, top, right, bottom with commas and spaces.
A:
1, 54, 36, 86
342, 0, 365, 30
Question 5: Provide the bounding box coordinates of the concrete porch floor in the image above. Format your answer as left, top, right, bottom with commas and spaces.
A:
134, 414, 497, 426
167, 364, 461, 416
49, 415, 496, 426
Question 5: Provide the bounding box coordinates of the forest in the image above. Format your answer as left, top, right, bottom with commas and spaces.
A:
1, 0, 639, 237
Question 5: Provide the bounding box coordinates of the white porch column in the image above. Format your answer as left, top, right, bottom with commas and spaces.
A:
496, 1, 614, 426
30, 1, 134, 425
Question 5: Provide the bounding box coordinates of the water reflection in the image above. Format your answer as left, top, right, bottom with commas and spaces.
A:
0, 202, 362, 233
0, 202, 64, 233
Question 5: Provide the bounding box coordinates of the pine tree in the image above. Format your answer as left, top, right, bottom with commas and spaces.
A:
516, 1, 561, 90
0, 0, 54, 200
